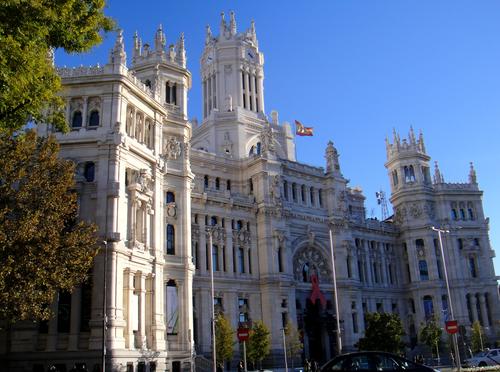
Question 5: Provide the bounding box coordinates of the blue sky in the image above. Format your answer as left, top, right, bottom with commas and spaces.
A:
57, 0, 500, 276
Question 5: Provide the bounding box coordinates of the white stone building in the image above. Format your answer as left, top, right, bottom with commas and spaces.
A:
1, 12, 499, 372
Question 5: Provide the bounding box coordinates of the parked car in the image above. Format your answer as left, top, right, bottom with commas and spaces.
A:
465, 349, 500, 367
320, 351, 440, 372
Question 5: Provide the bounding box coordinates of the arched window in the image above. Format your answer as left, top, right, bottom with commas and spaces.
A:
88, 110, 100, 127
283, 181, 288, 200
204, 175, 209, 189
84, 162, 95, 182
301, 185, 306, 202
469, 256, 477, 278
278, 246, 283, 272
419, 260, 429, 281
468, 208, 475, 220
226, 180, 231, 191
72, 111, 83, 128
318, 189, 323, 207
249, 146, 255, 156
236, 220, 243, 231
292, 183, 297, 202
423, 295, 434, 320
310, 187, 315, 205
302, 263, 310, 282
210, 216, 218, 226
212, 244, 219, 272
392, 170, 399, 186
215, 177, 220, 190
404, 165, 416, 182
166, 224, 175, 255
166, 191, 175, 204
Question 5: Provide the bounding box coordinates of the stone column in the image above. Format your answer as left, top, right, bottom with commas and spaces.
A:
200, 218, 207, 274
225, 224, 234, 274
244, 70, 250, 109
250, 71, 256, 112
68, 287, 82, 350
237, 68, 243, 108
124, 269, 135, 349
257, 73, 265, 113
138, 272, 147, 349
82, 96, 88, 128
46, 299, 58, 351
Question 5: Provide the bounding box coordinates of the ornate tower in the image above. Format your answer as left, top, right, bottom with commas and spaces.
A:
201, 12, 265, 118
131, 25, 191, 119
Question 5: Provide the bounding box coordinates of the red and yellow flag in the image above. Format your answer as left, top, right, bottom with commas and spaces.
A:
295, 120, 314, 136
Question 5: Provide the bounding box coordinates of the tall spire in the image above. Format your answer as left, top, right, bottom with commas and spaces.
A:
469, 162, 477, 184
110, 29, 126, 66
418, 129, 426, 153
175, 32, 186, 68
205, 24, 212, 45
229, 11, 237, 36
409, 126, 416, 145
155, 24, 166, 52
220, 12, 226, 36
433, 161, 443, 184
132, 31, 141, 62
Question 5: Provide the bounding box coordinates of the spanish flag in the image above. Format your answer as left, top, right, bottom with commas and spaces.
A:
295, 120, 314, 136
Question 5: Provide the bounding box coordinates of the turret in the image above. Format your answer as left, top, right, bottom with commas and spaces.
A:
385, 128, 432, 194
109, 29, 127, 67
130, 25, 191, 119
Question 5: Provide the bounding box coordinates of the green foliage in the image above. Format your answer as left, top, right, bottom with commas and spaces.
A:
357, 312, 405, 353
419, 318, 442, 357
215, 314, 234, 369
0, 131, 98, 323
247, 320, 271, 369
0, 0, 114, 132
285, 321, 303, 366
471, 321, 484, 353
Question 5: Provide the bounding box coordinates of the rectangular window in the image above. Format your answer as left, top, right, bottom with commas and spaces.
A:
238, 248, 245, 273
212, 245, 219, 272
352, 312, 358, 333
166, 224, 175, 255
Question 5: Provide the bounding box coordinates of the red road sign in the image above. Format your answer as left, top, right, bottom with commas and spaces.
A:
237, 328, 250, 342
445, 320, 458, 334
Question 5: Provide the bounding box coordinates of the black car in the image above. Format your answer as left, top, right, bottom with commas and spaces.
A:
320, 351, 439, 372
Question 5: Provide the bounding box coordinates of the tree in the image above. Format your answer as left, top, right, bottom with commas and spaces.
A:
471, 321, 484, 353
215, 314, 234, 370
419, 318, 442, 359
357, 312, 405, 353
247, 320, 271, 370
0, 0, 114, 132
284, 321, 303, 368
0, 131, 98, 323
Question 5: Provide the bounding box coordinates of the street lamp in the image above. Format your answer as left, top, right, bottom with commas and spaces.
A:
329, 229, 342, 355
207, 226, 218, 372
102, 240, 108, 372
431, 226, 461, 371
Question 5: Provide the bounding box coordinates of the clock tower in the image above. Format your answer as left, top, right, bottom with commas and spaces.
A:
200, 11, 265, 119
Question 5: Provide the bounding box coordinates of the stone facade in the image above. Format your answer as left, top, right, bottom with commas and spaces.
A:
1, 13, 499, 372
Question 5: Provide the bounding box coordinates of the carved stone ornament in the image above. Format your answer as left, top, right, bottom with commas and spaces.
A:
409, 203, 422, 219
259, 126, 275, 154
166, 204, 177, 218
164, 137, 182, 159
293, 246, 331, 283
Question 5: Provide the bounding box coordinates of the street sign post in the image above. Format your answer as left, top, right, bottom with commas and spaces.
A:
237, 328, 250, 372
445, 320, 458, 334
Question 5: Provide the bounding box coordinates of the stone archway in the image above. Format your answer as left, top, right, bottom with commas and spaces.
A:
293, 245, 336, 364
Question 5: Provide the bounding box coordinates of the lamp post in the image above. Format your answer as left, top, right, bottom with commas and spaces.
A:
329, 229, 342, 355
282, 327, 288, 372
207, 226, 217, 372
432, 226, 461, 371
102, 240, 108, 372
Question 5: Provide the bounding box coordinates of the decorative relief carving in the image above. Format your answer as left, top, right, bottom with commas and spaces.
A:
259, 126, 275, 154
293, 246, 331, 283
163, 137, 181, 159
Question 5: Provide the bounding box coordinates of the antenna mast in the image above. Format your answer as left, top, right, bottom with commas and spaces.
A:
375, 190, 389, 220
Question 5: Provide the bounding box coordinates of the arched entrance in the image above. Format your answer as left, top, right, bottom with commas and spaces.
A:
293, 245, 338, 364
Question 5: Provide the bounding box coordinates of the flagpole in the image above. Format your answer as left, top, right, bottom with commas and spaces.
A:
329, 229, 342, 355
